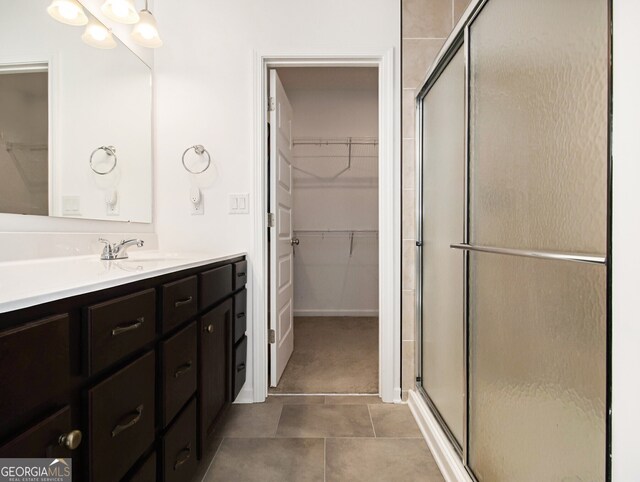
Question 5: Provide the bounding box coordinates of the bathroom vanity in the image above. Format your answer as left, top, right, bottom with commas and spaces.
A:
0, 252, 247, 481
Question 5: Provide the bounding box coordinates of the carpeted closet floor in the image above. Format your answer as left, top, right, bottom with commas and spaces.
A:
269, 316, 379, 394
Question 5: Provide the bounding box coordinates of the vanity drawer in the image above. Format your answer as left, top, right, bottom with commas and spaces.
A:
0, 314, 69, 437
233, 260, 248, 290
199, 264, 233, 310
233, 336, 247, 401
88, 351, 155, 482
162, 398, 197, 482
85, 289, 156, 375
233, 288, 247, 344
161, 322, 197, 427
0, 406, 77, 459
127, 452, 156, 482
161, 276, 198, 332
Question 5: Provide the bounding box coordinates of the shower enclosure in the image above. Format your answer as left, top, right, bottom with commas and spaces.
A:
415, 0, 610, 480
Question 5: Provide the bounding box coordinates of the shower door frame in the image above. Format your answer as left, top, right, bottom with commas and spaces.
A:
414, 0, 613, 480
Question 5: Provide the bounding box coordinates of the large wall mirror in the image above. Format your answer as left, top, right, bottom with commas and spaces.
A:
0, 0, 152, 223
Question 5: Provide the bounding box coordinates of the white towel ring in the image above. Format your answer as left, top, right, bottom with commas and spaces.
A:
182, 145, 211, 174
90, 146, 117, 175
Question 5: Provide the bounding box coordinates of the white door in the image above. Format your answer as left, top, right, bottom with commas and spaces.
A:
269, 69, 295, 387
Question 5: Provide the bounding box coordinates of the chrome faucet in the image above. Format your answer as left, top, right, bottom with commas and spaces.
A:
99, 238, 144, 260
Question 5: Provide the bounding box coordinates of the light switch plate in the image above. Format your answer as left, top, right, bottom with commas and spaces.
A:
62, 196, 81, 216
229, 193, 249, 214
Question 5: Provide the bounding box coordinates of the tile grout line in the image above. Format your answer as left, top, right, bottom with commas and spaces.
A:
323, 438, 327, 482
367, 404, 377, 438
201, 436, 226, 480
273, 403, 285, 437
403, 37, 449, 40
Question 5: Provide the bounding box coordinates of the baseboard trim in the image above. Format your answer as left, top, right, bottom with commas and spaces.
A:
293, 309, 379, 317
408, 390, 473, 482
234, 387, 254, 404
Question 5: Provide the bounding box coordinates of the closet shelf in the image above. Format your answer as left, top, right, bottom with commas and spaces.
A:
291, 137, 378, 180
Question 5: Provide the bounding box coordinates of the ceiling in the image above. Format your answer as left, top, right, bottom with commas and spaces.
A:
277, 67, 378, 92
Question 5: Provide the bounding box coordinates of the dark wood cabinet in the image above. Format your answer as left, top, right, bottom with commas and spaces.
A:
233, 289, 247, 344
127, 452, 156, 482
0, 406, 76, 459
161, 276, 198, 332
199, 265, 233, 310
198, 299, 232, 454
0, 255, 246, 482
232, 260, 248, 291
0, 314, 70, 440
88, 351, 155, 482
84, 289, 156, 375
161, 322, 197, 427
162, 398, 197, 482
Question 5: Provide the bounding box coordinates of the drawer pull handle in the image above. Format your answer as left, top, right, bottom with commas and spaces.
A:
174, 296, 193, 308
237, 272, 246, 278
58, 429, 82, 450
111, 317, 144, 336
174, 361, 193, 378
173, 443, 192, 471
237, 363, 246, 372
204, 324, 214, 333
236, 312, 245, 319
111, 404, 144, 438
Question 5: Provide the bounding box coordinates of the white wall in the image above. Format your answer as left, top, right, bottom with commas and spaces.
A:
612, 1, 640, 480
153, 0, 401, 401
285, 83, 379, 316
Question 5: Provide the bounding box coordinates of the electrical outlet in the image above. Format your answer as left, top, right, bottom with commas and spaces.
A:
191, 196, 204, 215
229, 193, 249, 214
106, 203, 120, 216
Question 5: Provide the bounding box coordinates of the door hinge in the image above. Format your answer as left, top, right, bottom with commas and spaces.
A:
267, 212, 275, 228
269, 329, 276, 344
268, 97, 275, 112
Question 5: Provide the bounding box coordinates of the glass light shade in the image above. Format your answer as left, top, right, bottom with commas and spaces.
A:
81, 18, 117, 49
47, 0, 88, 26
101, 0, 139, 24
131, 10, 163, 48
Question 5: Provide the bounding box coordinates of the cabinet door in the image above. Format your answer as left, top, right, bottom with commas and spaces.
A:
0, 314, 70, 440
198, 299, 232, 454
0, 406, 80, 459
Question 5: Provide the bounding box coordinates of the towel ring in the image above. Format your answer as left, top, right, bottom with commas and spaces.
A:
90, 146, 117, 175
182, 145, 211, 174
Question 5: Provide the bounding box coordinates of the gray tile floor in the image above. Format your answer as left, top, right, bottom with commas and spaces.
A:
202, 396, 444, 482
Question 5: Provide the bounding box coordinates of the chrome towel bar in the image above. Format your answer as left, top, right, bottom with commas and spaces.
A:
449, 243, 606, 265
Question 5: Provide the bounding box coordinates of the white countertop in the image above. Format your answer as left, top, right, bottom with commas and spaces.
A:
0, 251, 246, 314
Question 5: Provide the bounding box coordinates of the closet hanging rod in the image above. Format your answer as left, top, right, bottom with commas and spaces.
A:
292, 139, 378, 147
294, 229, 378, 234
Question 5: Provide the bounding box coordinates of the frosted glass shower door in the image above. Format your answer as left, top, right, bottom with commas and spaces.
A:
420, 47, 465, 446
467, 0, 609, 480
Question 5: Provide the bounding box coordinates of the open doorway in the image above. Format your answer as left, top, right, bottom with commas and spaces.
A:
267, 67, 380, 395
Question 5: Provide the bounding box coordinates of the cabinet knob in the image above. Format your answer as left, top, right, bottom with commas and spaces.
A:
59, 429, 82, 450
205, 324, 214, 333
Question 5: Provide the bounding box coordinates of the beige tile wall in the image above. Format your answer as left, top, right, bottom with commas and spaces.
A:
401, 0, 471, 401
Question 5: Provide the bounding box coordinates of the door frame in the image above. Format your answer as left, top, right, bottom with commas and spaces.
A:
249, 50, 401, 403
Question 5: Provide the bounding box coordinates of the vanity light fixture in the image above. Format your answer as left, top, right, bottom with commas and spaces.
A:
131, 1, 163, 48
47, 0, 88, 26
81, 18, 117, 49
101, 0, 139, 25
